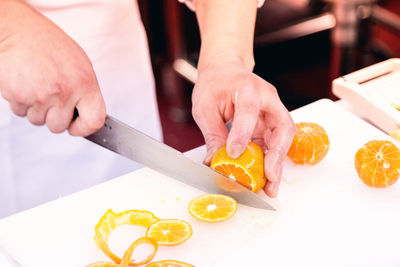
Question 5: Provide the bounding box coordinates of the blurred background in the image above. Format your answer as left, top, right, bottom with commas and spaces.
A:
137, 0, 400, 152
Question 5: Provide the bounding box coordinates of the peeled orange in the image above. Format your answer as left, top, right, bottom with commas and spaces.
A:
287, 122, 330, 165
355, 140, 400, 187
211, 142, 265, 192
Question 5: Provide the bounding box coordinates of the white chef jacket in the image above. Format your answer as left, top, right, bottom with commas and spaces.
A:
0, 0, 162, 218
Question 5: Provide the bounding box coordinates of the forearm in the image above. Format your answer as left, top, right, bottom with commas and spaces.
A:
194, 0, 258, 71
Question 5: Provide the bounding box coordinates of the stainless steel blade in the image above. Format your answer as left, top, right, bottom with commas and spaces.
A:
85, 115, 275, 210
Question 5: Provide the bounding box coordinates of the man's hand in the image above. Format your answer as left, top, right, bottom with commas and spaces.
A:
191, 0, 296, 197
192, 62, 296, 198
0, 0, 105, 136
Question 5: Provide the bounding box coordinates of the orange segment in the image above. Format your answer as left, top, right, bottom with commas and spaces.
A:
145, 260, 194, 267
146, 219, 192, 246
94, 209, 159, 263
86, 262, 119, 267
188, 194, 237, 222
355, 140, 400, 187
120, 237, 158, 267
211, 142, 266, 192
287, 122, 330, 165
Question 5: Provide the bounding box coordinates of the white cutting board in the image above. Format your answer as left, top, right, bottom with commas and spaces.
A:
1, 99, 400, 267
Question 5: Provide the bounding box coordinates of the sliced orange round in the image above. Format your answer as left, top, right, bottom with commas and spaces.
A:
94, 209, 159, 263
86, 262, 119, 267
120, 237, 158, 267
145, 260, 194, 267
188, 194, 237, 222
146, 219, 192, 246
355, 140, 400, 187
287, 122, 330, 165
211, 142, 266, 192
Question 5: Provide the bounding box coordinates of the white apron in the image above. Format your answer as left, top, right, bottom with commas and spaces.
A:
0, 0, 162, 218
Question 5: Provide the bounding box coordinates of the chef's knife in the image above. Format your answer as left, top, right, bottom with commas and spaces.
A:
84, 114, 275, 210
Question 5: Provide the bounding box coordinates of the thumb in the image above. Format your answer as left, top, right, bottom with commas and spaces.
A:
68, 90, 106, 136
192, 108, 228, 165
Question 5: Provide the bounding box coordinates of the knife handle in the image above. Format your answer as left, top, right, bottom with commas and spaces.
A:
72, 107, 79, 121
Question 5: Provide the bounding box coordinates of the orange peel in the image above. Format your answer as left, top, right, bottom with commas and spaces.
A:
94, 209, 159, 263
120, 237, 158, 266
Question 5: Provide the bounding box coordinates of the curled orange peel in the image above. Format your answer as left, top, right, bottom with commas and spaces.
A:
94, 209, 159, 264
120, 237, 158, 266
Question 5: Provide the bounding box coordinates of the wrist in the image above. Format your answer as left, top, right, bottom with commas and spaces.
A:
197, 42, 255, 72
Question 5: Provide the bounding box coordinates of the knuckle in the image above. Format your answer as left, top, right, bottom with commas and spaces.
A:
50, 81, 71, 104
238, 102, 258, 114
78, 66, 97, 88
0, 87, 12, 101
191, 105, 202, 122
204, 133, 226, 146
12, 91, 30, 105
34, 91, 49, 105
86, 114, 105, 132
288, 121, 297, 136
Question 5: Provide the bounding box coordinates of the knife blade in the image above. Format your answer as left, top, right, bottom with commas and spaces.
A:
85, 115, 275, 210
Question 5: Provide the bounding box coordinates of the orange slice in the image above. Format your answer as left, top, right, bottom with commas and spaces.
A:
145, 260, 194, 267
355, 140, 400, 187
287, 122, 330, 165
188, 194, 237, 222
146, 219, 192, 246
94, 209, 159, 263
211, 142, 265, 192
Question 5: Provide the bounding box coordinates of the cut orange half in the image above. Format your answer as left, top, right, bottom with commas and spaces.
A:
145, 260, 194, 267
188, 194, 237, 222
211, 142, 265, 192
146, 219, 192, 246
355, 140, 400, 187
94, 209, 159, 263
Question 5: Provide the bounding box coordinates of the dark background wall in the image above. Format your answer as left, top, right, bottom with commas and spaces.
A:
138, 0, 400, 152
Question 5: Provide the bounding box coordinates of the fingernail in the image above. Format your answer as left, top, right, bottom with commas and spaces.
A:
204, 149, 216, 165
228, 143, 243, 159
